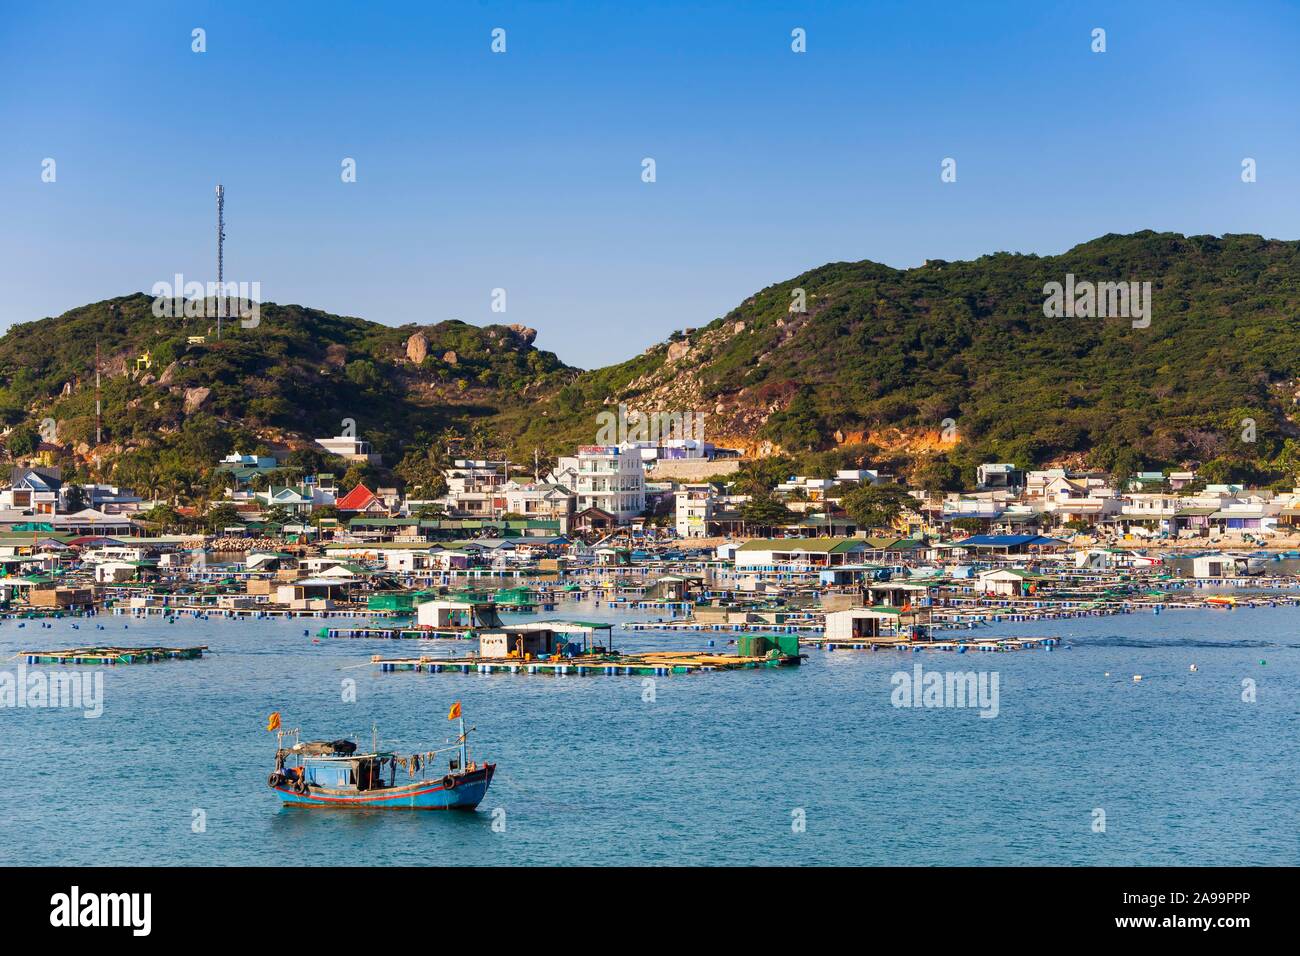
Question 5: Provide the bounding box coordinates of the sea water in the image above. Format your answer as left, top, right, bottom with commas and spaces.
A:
1, 603, 1295, 865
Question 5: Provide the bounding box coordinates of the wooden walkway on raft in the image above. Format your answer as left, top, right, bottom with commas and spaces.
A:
113, 605, 381, 619
321, 625, 473, 640
804, 636, 1061, 653
18, 645, 208, 665
624, 621, 821, 633
371, 650, 801, 676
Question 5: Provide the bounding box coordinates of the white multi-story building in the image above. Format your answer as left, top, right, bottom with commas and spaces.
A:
674, 484, 715, 537
503, 481, 575, 530
623, 438, 714, 462
444, 459, 510, 497
439, 459, 511, 517
315, 436, 382, 464
835, 468, 888, 486
554, 446, 645, 522
976, 463, 1023, 490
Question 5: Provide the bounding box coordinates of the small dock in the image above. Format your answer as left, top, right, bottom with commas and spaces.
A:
19, 645, 208, 665
371, 650, 801, 676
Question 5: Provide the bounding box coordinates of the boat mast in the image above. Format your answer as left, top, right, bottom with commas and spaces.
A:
459, 714, 468, 770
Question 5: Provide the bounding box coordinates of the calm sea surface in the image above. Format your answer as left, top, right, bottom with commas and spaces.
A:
2, 602, 1296, 866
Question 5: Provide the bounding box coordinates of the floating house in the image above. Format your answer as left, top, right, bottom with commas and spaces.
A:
415, 600, 504, 630
818, 564, 888, 586
734, 537, 867, 571
976, 568, 1039, 597
823, 607, 906, 643
953, 534, 1067, 555
1190, 553, 1266, 578
475, 620, 614, 659
275, 579, 354, 610
715, 542, 741, 562
865, 582, 932, 608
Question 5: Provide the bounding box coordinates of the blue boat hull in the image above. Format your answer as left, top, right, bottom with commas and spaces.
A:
272, 764, 494, 810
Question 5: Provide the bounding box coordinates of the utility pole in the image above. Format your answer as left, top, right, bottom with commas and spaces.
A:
500, 455, 510, 521
215, 184, 226, 339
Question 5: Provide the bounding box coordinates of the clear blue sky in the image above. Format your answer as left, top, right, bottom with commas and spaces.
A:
2, 0, 1298, 368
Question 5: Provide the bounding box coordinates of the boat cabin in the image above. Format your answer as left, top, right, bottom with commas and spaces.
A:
299, 754, 393, 791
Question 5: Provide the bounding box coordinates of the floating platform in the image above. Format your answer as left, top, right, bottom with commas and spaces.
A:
320, 625, 474, 640
624, 621, 821, 633
371, 650, 802, 676
19, 645, 208, 665
805, 636, 1060, 652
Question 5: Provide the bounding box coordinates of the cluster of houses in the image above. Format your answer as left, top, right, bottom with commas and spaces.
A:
675, 464, 1300, 542
6, 436, 1300, 552
926, 466, 1297, 540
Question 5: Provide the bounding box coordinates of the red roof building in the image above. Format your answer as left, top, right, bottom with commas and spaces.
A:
335, 483, 381, 513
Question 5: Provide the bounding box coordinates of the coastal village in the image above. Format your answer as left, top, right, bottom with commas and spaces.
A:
4, 428, 1298, 668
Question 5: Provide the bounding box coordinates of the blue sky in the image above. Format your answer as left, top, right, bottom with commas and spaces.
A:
2, 0, 1298, 368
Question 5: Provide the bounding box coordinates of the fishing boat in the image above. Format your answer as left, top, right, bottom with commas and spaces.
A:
266, 703, 494, 810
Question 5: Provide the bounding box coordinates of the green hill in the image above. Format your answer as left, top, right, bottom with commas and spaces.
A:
0, 293, 573, 494
4, 231, 1300, 496
507, 231, 1300, 489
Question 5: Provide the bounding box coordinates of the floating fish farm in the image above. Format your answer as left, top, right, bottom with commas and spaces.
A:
372, 634, 803, 676
18, 645, 208, 666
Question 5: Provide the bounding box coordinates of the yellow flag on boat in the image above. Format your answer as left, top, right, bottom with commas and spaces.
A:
447, 701, 462, 721
266, 711, 281, 732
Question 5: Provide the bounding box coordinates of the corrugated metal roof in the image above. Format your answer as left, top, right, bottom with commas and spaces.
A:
957, 534, 1064, 547
736, 537, 863, 553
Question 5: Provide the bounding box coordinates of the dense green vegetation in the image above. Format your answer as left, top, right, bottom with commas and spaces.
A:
527, 231, 1300, 488
841, 484, 917, 531
0, 293, 573, 492
4, 231, 1300, 498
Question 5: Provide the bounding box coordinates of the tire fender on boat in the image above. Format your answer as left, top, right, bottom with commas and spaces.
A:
442, 774, 457, 790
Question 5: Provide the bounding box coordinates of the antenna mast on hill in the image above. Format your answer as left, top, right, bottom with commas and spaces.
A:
216, 184, 226, 339
95, 342, 102, 446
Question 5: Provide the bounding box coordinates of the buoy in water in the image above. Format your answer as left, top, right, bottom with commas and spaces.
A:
1133, 674, 1143, 682
1189, 663, 1198, 672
